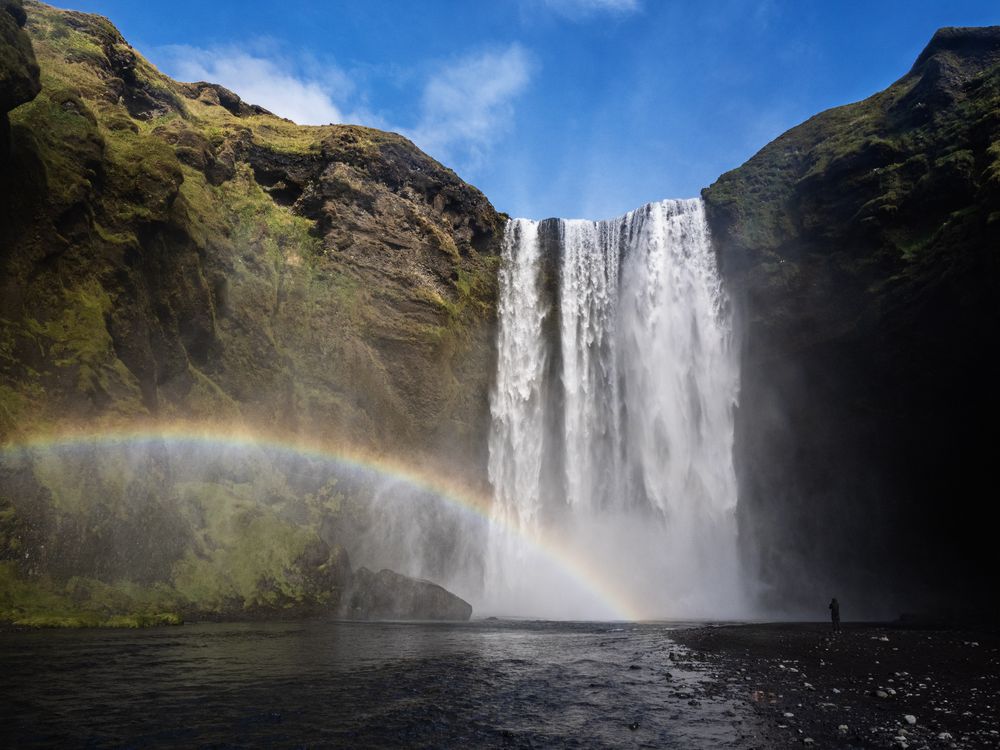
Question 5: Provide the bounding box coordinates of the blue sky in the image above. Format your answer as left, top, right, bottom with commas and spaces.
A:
64, 0, 1000, 220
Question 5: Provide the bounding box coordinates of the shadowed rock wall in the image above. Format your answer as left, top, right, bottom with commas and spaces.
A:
705, 27, 1000, 618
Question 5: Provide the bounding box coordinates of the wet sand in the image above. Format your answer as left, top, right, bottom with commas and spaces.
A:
671, 623, 1000, 748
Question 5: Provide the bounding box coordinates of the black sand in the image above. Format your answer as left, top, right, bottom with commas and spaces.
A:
671, 623, 1000, 748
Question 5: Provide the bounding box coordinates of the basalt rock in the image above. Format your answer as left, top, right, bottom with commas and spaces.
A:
177, 81, 272, 119
0, 0, 40, 157
340, 567, 473, 621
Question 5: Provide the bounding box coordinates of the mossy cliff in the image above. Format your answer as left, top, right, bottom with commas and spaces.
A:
1, 1, 502, 451
704, 27, 1000, 615
0, 1, 495, 625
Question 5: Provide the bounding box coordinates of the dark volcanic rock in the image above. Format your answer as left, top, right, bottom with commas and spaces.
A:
0, 0, 40, 156
704, 27, 1000, 617
341, 567, 473, 621
178, 81, 272, 118
0, 1, 39, 110
672, 624, 1000, 749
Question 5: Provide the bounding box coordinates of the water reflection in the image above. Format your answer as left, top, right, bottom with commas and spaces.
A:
2, 620, 761, 748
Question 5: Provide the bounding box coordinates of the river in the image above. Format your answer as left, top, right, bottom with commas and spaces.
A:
1, 619, 762, 748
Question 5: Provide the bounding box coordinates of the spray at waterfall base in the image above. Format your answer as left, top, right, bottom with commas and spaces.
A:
485, 199, 750, 620
3, 198, 755, 622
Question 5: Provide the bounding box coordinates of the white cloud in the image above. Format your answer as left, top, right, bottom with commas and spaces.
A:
406, 44, 534, 169
541, 0, 640, 19
158, 44, 352, 126
153, 42, 533, 172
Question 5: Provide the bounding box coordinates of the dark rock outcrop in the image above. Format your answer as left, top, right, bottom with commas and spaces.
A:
178, 81, 272, 118
341, 567, 473, 621
704, 27, 1000, 617
0, 0, 40, 157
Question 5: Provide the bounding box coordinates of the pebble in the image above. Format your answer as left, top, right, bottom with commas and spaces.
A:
876, 690, 889, 698
904, 714, 916, 725
938, 732, 953, 740
783, 712, 794, 718
838, 724, 849, 732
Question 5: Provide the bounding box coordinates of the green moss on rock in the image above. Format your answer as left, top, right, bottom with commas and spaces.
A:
1, 1, 502, 627
2, 0, 503, 454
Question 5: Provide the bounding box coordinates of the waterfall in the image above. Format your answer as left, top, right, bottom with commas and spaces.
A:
486, 198, 744, 620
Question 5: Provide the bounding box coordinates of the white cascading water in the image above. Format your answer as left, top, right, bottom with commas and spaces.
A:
486, 198, 745, 620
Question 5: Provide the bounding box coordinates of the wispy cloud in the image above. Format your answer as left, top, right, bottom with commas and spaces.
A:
406, 44, 534, 169
158, 43, 364, 126
540, 0, 640, 20
154, 41, 533, 172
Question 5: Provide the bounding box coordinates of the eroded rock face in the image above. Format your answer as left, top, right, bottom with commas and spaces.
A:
704, 27, 1000, 617
0, 0, 41, 155
1, 1, 38, 108
341, 567, 473, 621
1, 1, 503, 466
0, 1, 497, 627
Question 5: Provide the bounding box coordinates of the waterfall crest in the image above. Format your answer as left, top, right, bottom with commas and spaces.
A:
487, 198, 744, 619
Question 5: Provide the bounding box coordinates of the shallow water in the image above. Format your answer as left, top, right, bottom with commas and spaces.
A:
1, 620, 760, 748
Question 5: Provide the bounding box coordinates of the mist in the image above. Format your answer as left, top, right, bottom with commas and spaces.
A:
1, 198, 754, 623
484, 198, 753, 621
0, 434, 489, 615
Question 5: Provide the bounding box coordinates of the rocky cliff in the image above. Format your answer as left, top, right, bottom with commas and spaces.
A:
1, 0, 497, 625
4, 0, 999, 624
705, 27, 1000, 617
1, 0, 502, 456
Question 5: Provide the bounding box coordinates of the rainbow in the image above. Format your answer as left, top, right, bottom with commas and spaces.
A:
0, 423, 644, 621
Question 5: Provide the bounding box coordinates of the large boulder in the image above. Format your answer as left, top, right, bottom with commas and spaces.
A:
340, 567, 473, 621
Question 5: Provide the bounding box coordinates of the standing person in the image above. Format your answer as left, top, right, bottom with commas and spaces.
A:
829, 597, 841, 633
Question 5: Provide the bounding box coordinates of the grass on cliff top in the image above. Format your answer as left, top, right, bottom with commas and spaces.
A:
706, 51, 1000, 266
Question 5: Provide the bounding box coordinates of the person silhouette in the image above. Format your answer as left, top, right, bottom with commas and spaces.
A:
829, 597, 841, 633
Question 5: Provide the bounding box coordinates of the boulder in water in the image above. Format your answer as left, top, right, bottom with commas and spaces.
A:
340, 567, 473, 621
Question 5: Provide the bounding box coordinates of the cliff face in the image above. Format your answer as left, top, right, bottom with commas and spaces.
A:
0, 1, 502, 460
0, 1, 499, 624
0, 1, 39, 154
704, 27, 1000, 616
